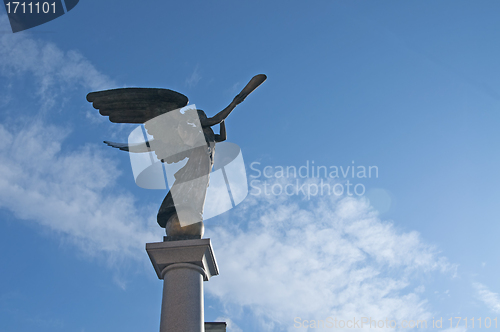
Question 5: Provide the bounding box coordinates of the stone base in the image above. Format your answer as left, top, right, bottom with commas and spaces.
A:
146, 239, 219, 332
205, 322, 227, 332
163, 235, 202, 242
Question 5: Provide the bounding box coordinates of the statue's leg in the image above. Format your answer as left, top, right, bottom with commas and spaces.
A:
157, 190, 176, 228
164, 212, 205, 239
158, 188, 205, 239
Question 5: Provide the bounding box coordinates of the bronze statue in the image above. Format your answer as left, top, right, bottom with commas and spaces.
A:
87, 74, 266, 240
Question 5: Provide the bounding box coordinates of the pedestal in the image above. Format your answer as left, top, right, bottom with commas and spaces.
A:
146, 239, 219, 332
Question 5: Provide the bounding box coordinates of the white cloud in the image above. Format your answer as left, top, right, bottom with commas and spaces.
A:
215, 317, 242, 332
227, 82, 241, 94
0, 15, 462, 330
473, 282, 500, 314
0, 15, 114, 111
204, 179, 456, 331
442, 328, 467, 332
0, 17, 162, 267
0, 121, 162, 264
185, 64, 201, 88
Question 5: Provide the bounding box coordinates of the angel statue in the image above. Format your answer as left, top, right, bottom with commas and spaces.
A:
87, 74, 267, 240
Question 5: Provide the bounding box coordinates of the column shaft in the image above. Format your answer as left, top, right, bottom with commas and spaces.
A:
160, 263, 205, 332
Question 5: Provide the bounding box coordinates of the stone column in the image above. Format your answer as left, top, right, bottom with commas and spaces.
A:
146, 239, 219, 332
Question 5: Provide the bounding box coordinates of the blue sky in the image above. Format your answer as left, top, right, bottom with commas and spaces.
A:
1, 1, 500, 331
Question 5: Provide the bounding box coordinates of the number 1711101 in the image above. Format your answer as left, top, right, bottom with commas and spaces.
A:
449, 317, 497, 328
5, 2, 57, 14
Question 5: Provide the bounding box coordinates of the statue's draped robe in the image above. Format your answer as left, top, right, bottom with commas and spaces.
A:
157, 125, 216, 227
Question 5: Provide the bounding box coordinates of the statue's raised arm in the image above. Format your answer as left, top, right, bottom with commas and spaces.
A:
200, 74, 267, 127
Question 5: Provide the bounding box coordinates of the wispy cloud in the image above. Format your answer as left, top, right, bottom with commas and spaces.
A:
0, 15, 114, 111
205, 179, 456, 331
215, 317, 242, 332
0, 122, 161, 264
0, 15, 161, 267
185, 64, 201, 88
0, 14, 462, 330
227, 82, 241, 94
442, 328, 467, 332
473, 282, 500, 314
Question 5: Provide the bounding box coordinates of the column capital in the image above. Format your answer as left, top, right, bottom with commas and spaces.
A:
146, 238, 219, 281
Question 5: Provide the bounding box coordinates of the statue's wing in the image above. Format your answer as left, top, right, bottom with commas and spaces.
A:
104, 140, 191, 164
104, 141, 151, 153
88, 88, 201, 164
87, 88, 189, 123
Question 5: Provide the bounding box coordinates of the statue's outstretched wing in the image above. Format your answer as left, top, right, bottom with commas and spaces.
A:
87, 88, 188, 123
104, 139, 193, 164
89, 87, 203, 164
104, 140, 151, 152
